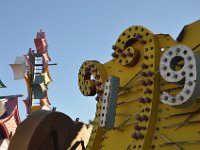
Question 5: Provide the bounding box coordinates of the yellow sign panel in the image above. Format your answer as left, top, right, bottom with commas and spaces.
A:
79, 20, 200, 150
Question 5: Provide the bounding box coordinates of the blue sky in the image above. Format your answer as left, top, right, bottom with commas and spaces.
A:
0, 1, 199, 122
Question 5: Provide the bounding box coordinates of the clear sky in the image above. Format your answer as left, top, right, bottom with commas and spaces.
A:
0, 0, 199, 123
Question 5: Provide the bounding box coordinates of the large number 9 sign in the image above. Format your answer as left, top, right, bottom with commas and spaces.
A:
160, 45, 200, 107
